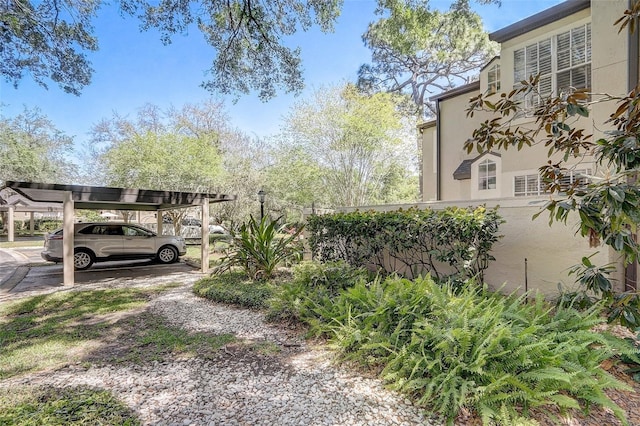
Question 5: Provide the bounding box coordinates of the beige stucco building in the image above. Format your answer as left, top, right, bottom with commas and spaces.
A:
417, 0, 640, 294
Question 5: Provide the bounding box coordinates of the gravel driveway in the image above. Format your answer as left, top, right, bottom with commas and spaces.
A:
1, 272, 438, 426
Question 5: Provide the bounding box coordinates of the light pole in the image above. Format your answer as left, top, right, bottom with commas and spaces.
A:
257, 189, 266, 220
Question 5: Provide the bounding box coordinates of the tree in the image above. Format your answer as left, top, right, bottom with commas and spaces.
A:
358, 0, 498, 116
102, 132, 222, 192
264, 144, 326, 217
0, 106, 76, 230
1, 0, 341, 99
0, 106, 76, 185
210, 132, 271, 229
92, 102, 227, 234
88, 100, 272, 229
464, 1, 640, 326
1, 0, 99, 96
275, 83, 419, 207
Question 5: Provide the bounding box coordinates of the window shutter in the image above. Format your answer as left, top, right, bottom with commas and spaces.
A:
514, 176, 526, 196
539, 39, 552, 75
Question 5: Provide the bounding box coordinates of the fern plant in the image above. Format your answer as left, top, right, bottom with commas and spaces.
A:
316, 275, 634, 425
214, 216, 303, 280
381, 288, 632, 425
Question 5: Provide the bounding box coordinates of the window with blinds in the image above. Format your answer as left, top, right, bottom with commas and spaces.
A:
514, 39, 552, 109
514, 174, 546, 196
514, 169, 591, 197
513, 23, 591, 112
556, 24, 591, 93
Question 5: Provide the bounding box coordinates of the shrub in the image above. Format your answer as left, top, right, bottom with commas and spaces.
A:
193, 272, 274, 309
266, 261, 369, 325
36, 220, 63, 232
381, 287, 630, 424
214, 216, 303, 280
558, 255, 640, 329
281, 271, 635, 425
306, 206, 502, 282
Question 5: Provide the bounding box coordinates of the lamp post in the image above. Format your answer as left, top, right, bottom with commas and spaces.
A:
257, 189, 266, 220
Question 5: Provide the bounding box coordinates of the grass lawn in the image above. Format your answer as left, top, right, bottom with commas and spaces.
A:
184, 244, 226, 268
0, 240, 44, 249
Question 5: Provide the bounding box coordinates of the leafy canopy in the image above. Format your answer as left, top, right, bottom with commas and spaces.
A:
1, 0, 99, 95
1, 0, 342, 99
0, 106, 76, 186
274, 83, 418, 207
358, 0, 498, 116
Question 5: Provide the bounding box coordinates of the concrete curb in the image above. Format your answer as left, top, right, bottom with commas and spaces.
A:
0, 265, 30, 293
0, 247, 29, 262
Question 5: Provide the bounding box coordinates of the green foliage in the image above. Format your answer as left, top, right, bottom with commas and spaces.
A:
560, 254, 640, 329
359, 0, 498, 115
209, 232, 232, 246
275, 83, 419, 207
279, 272, 634, 425
102, 132, 223, 192
620, 328, 640, 382
0, 386, 139, 425
0, 107, 76, 186
1, 1, 98, 95
5, 219, 66, 234
76, 210, 108, 223
193, 271, 275, 309
35, 220, 63, 233
307, 206, 502, 282
568, 254, 617, 296
3, 1, 341, 99
214, 216, 303, 280
266, 261, 370, 324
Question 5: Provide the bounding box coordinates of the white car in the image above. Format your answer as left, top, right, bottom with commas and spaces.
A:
42, 222, 187, 270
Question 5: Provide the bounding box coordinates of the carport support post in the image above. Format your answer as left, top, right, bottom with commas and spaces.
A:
7, 205, 14, 242
201, 198, 210, 273
157, 211, 163, 235
63, 191, 75, 286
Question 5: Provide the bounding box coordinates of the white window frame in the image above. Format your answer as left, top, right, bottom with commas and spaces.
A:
513, 22, 591, 111
478, 159, 497, 191
487, 63, 500, 93
556, 23, 591, 93
513, 168, 591, 197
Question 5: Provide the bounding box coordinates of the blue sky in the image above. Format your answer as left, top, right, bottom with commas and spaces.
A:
0, 0, 564, 149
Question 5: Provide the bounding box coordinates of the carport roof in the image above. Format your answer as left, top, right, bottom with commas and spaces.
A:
3, 181, 236, 211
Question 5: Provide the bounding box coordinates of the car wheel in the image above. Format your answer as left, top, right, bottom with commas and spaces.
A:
157, 245, 178, 264
74, 249, 94, 270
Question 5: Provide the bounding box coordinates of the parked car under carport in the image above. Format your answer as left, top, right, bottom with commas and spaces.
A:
42, 222, 187, 270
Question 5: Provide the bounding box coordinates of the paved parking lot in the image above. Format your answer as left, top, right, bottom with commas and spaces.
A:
0, 246, 200, 302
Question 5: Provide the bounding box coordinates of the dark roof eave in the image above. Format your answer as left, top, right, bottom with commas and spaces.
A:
430, 80, 480, 102
418, 119, 437, 130
490, 0, 590, 43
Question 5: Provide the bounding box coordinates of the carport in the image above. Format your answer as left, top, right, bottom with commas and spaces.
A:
2, 181, 236, 285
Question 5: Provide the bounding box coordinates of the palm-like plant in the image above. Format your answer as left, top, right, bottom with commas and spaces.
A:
215, 216, 304, 279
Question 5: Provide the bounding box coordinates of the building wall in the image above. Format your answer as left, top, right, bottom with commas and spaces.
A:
419, 123, 437, 201
590, 0, 630, 134
336, 198, 624, 296
421, 0, 630, 203
410, 1, 632, 293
